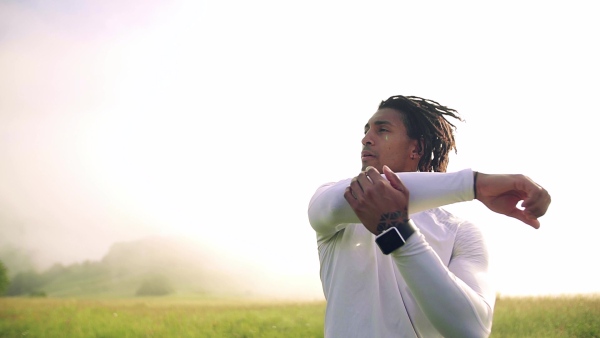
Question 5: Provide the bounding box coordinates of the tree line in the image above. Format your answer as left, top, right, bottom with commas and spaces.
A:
0, 259, 172, 297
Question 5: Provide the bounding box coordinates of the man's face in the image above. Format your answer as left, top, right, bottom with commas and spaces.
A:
361, 108, 418, 173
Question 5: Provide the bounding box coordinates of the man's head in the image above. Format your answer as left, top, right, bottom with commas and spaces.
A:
361, 95, 463, 173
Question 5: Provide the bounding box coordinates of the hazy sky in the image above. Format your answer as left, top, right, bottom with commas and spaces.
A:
1, 0, 598, 299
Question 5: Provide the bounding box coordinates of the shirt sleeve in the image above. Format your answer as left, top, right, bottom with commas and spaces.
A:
392, 221, 495, 338
307, 169, 475, 239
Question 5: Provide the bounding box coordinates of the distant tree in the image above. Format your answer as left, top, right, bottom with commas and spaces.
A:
0, 260, 8, 296
28, 290, 47, 297
136, 274, 173, 296
40, 263, 66, 284
0, 246, 36, 277
6, 270, 45, 296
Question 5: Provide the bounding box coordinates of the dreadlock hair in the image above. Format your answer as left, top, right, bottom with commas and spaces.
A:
378, 95, 464, 173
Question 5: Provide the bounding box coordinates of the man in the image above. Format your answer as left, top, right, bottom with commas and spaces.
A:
307, 95, 551, 338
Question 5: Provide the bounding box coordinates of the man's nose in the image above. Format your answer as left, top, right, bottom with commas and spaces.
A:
362, 130, 374, 146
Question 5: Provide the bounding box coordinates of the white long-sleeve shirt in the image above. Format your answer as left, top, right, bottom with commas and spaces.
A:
307, 169, 496, 338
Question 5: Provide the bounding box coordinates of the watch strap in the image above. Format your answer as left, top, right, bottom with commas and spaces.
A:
395, 219, 415, 244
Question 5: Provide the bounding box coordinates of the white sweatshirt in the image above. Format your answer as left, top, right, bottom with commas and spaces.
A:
307, 169, 496, 338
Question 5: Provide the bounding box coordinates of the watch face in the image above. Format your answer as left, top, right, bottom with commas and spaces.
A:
375, 227, 404, 255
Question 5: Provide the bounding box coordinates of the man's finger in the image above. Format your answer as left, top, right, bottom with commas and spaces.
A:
521, 192, 551, 218
364, 166, 382, 184
357, 171, 372, 189
512, 209, 541, 229
349, 177, 364, 197
344, 186, 358, 205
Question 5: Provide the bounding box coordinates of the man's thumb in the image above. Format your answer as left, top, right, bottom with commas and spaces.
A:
383, 165, 404, 191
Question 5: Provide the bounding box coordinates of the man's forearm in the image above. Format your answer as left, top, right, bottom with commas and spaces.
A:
392, 229, 494, 338
308, 169, 475, 236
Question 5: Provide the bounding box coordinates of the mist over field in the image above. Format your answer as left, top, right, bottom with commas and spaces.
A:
1, 0, 599, 300
0, 234, 322, 300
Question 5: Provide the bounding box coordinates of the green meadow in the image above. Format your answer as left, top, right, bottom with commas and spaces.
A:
1, 295, 599, 337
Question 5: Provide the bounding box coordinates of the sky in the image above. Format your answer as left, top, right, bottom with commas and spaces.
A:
0, 0, 598, 299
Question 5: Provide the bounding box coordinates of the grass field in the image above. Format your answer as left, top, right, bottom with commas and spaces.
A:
1, 295, 599, 337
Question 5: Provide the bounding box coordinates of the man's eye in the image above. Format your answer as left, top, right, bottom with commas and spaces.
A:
379, 128, 388, 132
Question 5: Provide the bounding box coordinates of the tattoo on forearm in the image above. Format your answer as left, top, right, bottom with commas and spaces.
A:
376, 209, 409, 234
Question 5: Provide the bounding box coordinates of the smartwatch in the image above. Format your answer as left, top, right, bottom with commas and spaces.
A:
375, 220, 415, 255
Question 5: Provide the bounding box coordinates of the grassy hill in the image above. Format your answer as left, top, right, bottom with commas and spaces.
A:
3, 236, 259, 298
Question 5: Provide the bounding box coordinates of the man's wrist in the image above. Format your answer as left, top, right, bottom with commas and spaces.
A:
375, 220, 415, 255
376, 209, 410, 234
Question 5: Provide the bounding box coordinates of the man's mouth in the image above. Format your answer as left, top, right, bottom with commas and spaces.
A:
361, 151, 375, 160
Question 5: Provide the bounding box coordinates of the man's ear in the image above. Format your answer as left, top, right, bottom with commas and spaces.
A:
411, 137, 424, 157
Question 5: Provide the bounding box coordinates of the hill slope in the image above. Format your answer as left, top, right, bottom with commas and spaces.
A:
6, 236, 262, 297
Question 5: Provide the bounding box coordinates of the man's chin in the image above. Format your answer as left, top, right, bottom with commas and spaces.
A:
361, 162, 381, 172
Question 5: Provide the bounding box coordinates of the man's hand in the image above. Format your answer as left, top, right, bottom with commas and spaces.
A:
475, 172, 551, 229
344, 166, 410, 235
